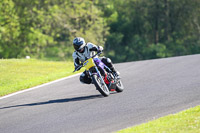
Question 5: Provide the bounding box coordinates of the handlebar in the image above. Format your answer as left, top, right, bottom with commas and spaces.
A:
73, 51, 102, 73
91, 51, 102, 59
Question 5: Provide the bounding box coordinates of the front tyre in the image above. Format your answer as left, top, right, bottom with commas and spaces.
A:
92, 74, 110, 97
115, 79, 124, 92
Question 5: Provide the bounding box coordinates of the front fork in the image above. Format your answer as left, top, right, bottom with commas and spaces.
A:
95, 67, 105, 85
88, 67, 107, 86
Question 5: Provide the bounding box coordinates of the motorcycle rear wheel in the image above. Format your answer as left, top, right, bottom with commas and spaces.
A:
115, 79, 124, 92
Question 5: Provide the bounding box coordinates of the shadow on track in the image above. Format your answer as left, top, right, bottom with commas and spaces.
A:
0, 94, 103, 110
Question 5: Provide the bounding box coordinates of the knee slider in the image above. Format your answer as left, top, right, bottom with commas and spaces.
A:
79, 74, 91, 84
107, 58, 112, 63
80, 76, 85, 83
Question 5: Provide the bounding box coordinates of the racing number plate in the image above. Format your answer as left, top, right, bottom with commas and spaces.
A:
83, 58, 95, 70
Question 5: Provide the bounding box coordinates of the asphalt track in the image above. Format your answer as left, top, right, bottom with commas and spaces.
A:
1, 54, 200, 133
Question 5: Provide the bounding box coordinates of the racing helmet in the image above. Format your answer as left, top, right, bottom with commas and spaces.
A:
73, 37, 86, 53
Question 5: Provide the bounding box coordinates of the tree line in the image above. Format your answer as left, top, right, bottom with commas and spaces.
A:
0, 0, 200, 62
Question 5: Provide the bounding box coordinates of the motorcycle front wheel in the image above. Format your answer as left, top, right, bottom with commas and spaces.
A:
92, 74, 110, 97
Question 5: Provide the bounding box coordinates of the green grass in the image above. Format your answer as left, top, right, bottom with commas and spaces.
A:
0, 59, 81, 97
118, 105, 200, 133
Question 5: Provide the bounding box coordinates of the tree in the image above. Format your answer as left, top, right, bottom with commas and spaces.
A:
0, 0, 20, 58
103, 0, 200, 62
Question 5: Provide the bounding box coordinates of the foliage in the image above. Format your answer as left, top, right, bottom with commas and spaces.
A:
0, 0, 20, 58
0, 0, 200, 62
0, 0, 107, 60
102, 0, 200, 62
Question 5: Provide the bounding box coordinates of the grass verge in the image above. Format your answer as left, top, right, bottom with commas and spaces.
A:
118, 105, 200, 133
0, 59, 81, 97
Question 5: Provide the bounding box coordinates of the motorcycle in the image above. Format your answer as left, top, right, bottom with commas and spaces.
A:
73, 52, 124, 97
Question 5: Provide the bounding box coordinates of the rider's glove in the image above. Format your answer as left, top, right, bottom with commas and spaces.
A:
98, 46, 103, 53
75, 65, 81, 71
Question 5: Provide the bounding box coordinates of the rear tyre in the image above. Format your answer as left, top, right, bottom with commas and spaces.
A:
115, 79, 124, 92
92, 74, 110, 97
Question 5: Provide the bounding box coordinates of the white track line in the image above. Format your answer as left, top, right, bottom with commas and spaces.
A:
0, 73, 81, 100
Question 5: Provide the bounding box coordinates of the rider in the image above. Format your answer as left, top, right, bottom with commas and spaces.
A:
72, 37, 119, 84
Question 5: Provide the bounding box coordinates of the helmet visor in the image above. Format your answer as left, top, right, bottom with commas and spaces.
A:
77, 47, 85, 53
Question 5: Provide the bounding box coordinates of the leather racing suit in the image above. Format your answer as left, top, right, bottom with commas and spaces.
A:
72, 42, 115, 84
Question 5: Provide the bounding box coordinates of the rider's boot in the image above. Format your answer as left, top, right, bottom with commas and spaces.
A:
102, 57, 120, 78
110, 66, 120, 79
